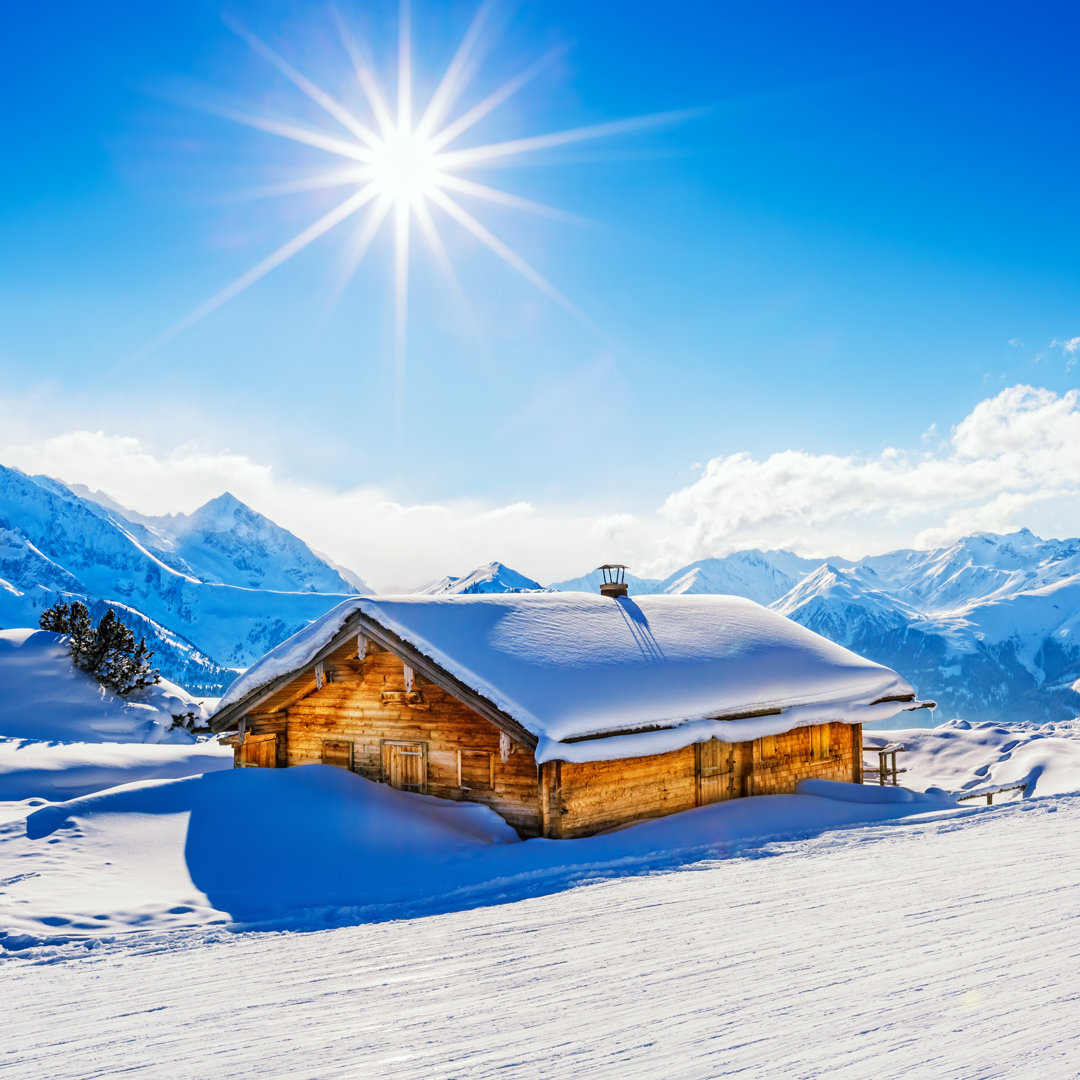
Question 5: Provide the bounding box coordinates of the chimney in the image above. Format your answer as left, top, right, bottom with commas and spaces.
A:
598, 564, 628, 599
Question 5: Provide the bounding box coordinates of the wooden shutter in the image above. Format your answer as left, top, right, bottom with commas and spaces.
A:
458, 749, 494, 790
810, 724, 832, 761
697, 739, 736, 804
321, 740, 353, 770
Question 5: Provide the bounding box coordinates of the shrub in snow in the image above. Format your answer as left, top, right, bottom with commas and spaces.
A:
39, 600, 160, 697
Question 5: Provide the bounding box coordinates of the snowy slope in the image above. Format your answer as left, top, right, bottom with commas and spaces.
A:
867, 718, 1080, 799
0, 739, 231, 802
0, 629, 208, 743
0, 763, 956, 949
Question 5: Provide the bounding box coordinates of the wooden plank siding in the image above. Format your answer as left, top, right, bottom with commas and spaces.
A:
549, 723, 855, 838
236, 635, 860, 838
244, 640, 542, 836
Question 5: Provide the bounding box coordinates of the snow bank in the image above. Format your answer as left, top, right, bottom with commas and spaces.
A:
0, 765, 962, 950
0, 629, 209, 744
869, 718, 1080, 799
217, 593, 922, 760
0, 739, 232, 802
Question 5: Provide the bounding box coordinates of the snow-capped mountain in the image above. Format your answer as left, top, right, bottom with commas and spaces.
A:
0, 466, 370, 689
418, 561, 543, 595
135, 492, 369, 594
5, 458, 1079, 722
551, 550, 826, 603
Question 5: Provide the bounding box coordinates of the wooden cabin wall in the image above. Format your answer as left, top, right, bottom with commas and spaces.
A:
248, 641, 542, 836
747, 721, 855, 795
237, 642, 861, 839
544, 720, 858, 838
543, 746, 699, 839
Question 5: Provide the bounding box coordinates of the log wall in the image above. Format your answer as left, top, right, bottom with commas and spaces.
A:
546, 721, 858, 838
747, 721, 855, 795
247, 641, 542, 836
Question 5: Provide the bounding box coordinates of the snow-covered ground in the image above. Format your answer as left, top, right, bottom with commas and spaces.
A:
3, 790, 1077, 1078
868, 718, 1080, 799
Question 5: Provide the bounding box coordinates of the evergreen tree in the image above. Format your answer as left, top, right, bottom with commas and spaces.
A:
38, 599, 71, 633
38, 599, 159, 696
66, 602, 95, 670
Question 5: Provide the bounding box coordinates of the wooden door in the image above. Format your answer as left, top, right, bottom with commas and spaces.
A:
238, 733, 277, 768
697, 738, 734, 804
382, 741, 427, 793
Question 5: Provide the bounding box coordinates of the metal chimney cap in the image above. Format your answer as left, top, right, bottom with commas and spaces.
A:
597, 564, 629, 597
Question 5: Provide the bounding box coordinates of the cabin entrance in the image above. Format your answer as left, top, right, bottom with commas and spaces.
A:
697, 738, 738, 804
381, 740, 428, 793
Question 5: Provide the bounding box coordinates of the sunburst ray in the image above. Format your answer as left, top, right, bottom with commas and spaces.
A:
141, 2, 698, 403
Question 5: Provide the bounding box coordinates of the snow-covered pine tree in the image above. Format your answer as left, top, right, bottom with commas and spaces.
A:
38, 600, 160, 696
39, 599, 95, 667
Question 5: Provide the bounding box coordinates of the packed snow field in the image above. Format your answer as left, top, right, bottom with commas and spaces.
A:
4, 793, 1078, 1078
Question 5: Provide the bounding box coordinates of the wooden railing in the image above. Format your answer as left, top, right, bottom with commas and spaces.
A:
954, 782, 1027, 805
862, 742, 906, 786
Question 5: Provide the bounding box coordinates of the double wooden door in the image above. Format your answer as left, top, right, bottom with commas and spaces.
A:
238, 733, 277, 768
697, 738, 740, 804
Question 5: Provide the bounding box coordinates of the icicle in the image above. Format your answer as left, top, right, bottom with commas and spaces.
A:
356, 633, 367, 659
403, 662, 414, 692
315, 661, 325, 690
499, 731, 511, 763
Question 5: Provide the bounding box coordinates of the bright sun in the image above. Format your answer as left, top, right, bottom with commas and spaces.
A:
151, 2, 693, 412
369, 133, 438, 202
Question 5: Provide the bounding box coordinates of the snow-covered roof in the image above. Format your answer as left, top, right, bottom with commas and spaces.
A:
215, 593, 925, 762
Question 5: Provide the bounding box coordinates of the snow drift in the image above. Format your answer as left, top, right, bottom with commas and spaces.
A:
1, 764, 961, 950
0, 629, 209, 744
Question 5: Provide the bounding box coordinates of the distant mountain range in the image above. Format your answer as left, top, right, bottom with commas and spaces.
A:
427, 536, 1080, 726
2, 461, 1079, 723
0, 466, 366, 692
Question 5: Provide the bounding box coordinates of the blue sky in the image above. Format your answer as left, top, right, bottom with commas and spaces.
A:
2, 1, 1080, 584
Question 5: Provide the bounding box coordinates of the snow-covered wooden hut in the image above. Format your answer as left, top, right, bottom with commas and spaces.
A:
209, 592, 933, 838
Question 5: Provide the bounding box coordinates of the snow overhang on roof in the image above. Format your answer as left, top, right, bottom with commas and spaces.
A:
212, 593, 926, 761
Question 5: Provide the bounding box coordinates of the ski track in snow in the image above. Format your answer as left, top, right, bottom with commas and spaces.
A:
3, 795, 1079, 1079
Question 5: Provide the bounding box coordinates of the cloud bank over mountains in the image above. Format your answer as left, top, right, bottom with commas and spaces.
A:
3, 384, 1080, 588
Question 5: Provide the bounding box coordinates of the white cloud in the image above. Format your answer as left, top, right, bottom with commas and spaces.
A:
4, 385, 1080, 586
1052, 336, 1080, 355
658, 385, 1080, 568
